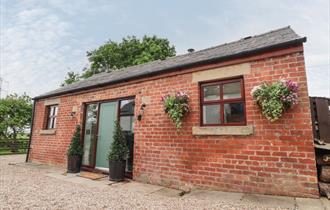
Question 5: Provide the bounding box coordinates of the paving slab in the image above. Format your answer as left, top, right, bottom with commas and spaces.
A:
63, 176, 109, 188
183, 189, 244, 203
296, 198, 325, 210
241, 193, 296, 209
45, 172, 70, 181
110, 181, 164, 195
320, 198, 330, 210
149, 187, 183, 197
45, 172, 111, 189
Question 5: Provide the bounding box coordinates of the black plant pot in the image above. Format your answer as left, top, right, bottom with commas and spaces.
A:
67, 155, 82, 173
109, 160, 126, 181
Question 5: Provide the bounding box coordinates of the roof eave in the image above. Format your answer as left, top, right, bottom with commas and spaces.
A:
33, 37, 306, 100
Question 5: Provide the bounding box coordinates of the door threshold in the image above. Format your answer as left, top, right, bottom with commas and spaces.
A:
95, 167, 109, 172
81, 166, 108, 175
81, 166, 133, 179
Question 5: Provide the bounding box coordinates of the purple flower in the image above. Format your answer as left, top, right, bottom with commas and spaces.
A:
281, 79, 298, 92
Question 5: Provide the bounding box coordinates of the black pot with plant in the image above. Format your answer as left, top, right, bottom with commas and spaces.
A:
67, 125, 83, 173
108, 121, 129, 181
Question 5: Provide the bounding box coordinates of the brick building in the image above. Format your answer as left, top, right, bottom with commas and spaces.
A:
27, 27, 319, 198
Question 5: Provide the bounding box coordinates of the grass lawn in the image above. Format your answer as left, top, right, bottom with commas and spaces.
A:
0, 149, 27, 155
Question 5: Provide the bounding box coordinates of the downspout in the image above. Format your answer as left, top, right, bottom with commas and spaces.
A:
26, 100, 35, 162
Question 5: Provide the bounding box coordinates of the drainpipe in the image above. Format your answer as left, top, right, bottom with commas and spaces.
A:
26, 100, 35, 162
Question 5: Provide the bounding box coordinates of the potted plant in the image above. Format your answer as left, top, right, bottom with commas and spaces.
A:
67, 125, 83, 173
108, 121, 129, 181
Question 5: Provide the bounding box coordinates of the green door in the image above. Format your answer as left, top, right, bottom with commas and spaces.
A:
95, 102, 118, 169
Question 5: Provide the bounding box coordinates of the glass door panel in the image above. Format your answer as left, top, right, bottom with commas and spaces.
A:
95, 102, 118, 169
119, 99, 135, 173
82, 104, 98, 167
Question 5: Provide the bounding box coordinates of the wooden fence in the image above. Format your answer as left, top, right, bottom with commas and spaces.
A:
0, 139, 29, 155
310, 97, 330, 144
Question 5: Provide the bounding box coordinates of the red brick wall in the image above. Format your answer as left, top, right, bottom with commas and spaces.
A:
29, 45, 318, 197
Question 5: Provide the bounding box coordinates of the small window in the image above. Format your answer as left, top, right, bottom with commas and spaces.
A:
46, 105, 58, 129
119, 99, 135, 132
200, 78, 245, 126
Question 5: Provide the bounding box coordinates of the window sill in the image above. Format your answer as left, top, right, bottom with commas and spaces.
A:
192, 125, 253, 136
39, 129, 56, 135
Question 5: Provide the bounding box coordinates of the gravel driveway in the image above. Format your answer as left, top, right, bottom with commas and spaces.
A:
0, 155, 316, 210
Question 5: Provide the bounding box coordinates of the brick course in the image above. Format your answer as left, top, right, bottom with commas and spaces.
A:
29, 45, 319, 197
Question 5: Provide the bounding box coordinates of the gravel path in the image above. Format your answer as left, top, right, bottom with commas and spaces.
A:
0, 155, 290, 210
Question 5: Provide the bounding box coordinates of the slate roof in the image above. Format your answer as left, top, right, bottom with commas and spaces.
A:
34, 26, 306, 100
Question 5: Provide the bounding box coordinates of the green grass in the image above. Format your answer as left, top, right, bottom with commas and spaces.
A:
0, 149, 27, 155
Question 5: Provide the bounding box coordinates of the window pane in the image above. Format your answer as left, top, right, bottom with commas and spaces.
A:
49, 105, 58, 117
47, 117, 54, 129
224, 103, 245, 123
203, 85, 220, 101
203, 105, 220, 124
82, 104, 98, 166
120, 99, 135, 115
47, 105, 58, 129
223, 82, 241, 99
120, 116, 134, 132
53, 117, 57, 129
54, 106, 58, 116
49, 106, 54, 117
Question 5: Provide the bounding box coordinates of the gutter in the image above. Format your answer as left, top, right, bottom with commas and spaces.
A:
33, 37, 306, 100
26, 100, 35, 162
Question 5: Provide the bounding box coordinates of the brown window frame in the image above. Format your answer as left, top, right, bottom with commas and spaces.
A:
200, 77, 246, 126
45, 105, 58, 129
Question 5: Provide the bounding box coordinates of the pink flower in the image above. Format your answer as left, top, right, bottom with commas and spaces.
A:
250, 85, 261, 96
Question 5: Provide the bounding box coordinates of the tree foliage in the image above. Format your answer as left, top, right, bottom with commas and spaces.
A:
0, 93, 32, 139
61, 35, 176, 86
61, 71, 80, 86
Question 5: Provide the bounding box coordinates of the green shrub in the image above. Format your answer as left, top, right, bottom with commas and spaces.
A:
67, 125, 83, 156
108, 121, 129, 161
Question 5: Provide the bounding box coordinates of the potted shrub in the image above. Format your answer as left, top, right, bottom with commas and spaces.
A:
67, 125, 83, 173
108, 121, 129, 181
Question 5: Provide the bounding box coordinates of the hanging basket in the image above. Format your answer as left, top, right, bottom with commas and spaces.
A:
161, 91, 190, 129
251, 79, 299, 122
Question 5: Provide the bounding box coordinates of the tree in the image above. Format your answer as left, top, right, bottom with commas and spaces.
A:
61, 71, 80, 86
61, 35, 176, 86
0, 93, 32, 151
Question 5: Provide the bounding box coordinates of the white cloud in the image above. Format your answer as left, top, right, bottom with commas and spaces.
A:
0, 1, 93, 97
0, 0, 329, 98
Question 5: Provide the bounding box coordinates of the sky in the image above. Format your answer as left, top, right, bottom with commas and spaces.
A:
0, 0, 329, 98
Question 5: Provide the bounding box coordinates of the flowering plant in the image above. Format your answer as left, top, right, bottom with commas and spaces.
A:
251, 79, 299, 122
161, 91, 190, 129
